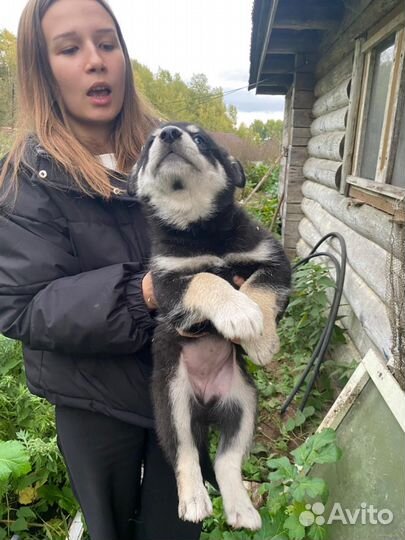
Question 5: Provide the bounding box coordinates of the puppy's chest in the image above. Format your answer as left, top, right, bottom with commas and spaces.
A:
151, 243, 267, 280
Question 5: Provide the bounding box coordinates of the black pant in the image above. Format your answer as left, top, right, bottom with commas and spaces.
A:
55, 407, 202, 540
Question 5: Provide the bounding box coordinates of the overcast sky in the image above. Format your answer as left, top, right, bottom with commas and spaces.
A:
2, 0, 285, 125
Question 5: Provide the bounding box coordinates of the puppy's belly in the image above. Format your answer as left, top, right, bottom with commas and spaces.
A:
180, 335, 235, 404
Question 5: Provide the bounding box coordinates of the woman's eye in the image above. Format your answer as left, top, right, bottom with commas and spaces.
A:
100, 42, 115, 51
194, 135, 204, 145
60, 46, 78, 55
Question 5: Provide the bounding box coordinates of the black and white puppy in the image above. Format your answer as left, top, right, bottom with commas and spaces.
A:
128, 122, 291, 530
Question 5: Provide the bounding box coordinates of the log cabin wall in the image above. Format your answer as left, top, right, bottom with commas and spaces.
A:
281, 66, 314, 258
296, 0, 404, 360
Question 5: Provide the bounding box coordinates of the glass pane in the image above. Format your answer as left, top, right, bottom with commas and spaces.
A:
360, 36, 396, 180
391, 100, 405, 188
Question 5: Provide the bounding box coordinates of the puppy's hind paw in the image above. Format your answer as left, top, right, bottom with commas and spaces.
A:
226, 500, 262, 530
178, 486, 213, 523
242, 332, 280, 366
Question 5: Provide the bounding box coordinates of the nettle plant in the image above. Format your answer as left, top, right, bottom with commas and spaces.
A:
202, 428, 342, 540
0, 336, 78, 539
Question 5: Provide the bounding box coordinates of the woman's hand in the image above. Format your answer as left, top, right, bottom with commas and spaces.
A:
142, 271, 158, 311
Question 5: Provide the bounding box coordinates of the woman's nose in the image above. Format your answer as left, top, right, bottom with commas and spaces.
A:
85, 45, 106, 73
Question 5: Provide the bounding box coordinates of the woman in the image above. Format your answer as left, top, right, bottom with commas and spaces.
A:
0, 1, 203, 538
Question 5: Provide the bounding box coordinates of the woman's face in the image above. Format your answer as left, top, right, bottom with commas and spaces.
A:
42, 0, 126, 145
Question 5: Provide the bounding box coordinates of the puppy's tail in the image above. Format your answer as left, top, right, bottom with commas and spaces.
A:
199, 443, 219, 491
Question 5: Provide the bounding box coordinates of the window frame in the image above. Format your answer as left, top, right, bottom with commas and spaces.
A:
343, 13, 405, 203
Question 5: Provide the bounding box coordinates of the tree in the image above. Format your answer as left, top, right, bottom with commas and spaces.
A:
0, 30, 17, 127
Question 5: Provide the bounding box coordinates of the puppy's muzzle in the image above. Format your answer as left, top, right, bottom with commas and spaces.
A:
160, 126, 182, 145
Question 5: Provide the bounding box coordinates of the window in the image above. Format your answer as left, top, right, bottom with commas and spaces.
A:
347, 16, 405, 200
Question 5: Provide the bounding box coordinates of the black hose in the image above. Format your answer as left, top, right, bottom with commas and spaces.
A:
280, 232, 347, 414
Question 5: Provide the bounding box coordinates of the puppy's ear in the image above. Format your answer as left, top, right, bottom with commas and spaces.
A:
127, 164, 139, 196
230, 159, 246, 188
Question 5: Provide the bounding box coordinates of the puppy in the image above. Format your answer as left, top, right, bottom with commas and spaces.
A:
128, 122, 291, 530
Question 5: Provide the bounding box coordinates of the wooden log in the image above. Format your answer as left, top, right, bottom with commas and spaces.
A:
301, 180, 401, 259
316, 0, 401, 78
296, 237, 376, 357
303, 157, 342, 189
314, 54, 353, 97
310, 106, 348, 136
300, 197, 398, 301
297, 218, 392, 357
308, 132, 345, 161
313, 78, 351, 118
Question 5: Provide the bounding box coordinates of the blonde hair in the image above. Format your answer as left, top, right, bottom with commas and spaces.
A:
0, 0, 157, 199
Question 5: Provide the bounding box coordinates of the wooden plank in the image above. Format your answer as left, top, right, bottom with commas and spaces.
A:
375, 28, 405, 184
362, 4, 405, 53
287, 165, 304, 181
317, 363, 369, 432
268, 29, 321, 54
295, 53, 318, 73
256, 85, 290, 95
295, 72, 315, 91
316, 0, 402, 78
262, 53, 295, 73
351, 52, 373, 176
347, 176, 405, 200
349, 185, 405, 217
289, 146, 308, 165
257, 0, 280, 90
341, 39, 365, 195
68, 511, 84, 540
362, 349, 405, 432
291, 133, 312, 146
274, 0, 343, 31
292, 109, 313, 127
293, 90, 314, 109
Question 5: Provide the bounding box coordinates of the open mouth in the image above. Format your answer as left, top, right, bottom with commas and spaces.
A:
86, 85, 112, 97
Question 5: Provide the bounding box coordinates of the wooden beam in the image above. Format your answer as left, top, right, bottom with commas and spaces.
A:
268, 29, 321, 54
274, 0, 344, 31
256, 85, 289, 95
259, 74, 294, 86
256, 0, 280, 87
261, 54, 295, 74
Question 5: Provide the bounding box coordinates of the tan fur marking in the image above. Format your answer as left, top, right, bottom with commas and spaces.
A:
239, 283, 280, 365
183, 273, 234, 313
183, 273, 264, 342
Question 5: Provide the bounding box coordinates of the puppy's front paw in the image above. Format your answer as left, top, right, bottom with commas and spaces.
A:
178, 484, 213, 523
241, 331, 280, 366
211, 293, 264, 342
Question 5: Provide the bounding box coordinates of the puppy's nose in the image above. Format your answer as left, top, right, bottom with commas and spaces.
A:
160, 126, 182, 144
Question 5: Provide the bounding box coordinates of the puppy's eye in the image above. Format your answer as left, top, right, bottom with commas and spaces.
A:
193, 135, 205, 145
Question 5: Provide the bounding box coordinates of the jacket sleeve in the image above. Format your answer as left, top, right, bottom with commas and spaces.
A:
0, 182, 155, 356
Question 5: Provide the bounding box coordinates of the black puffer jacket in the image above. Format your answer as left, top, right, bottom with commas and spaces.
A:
0, 141, 155, 427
